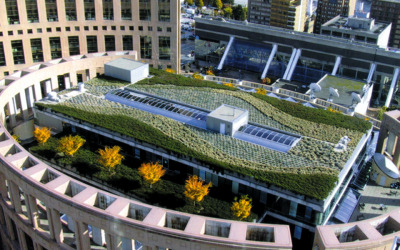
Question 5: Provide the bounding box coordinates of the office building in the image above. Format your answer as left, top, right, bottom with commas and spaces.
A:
314, 0, 356, 34
0, 0, 181, 77
248, 0, 308, 32
370, 0, 400, 48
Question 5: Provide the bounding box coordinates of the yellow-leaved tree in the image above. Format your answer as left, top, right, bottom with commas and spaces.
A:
98, 146, 124, 172
184, 175, 211, 206
57, 135, 85, 157
138, 162, 166, 188
256, 87, 266, 95
231, 195, 252, 221
33, 127, 51, 144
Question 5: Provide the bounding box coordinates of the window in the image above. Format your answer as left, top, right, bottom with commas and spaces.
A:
18, 30, 23, 35
159, 0, 170, 22
37, 28, 42, 33
26, 0, 39, 23
11, 40, 25, 65
139, 0, 151, 21
139, 26, 143, 31
103, 26, 107, 30
49, 37, 62, 59
75, 26, 80, 31
46, 27, 52, 32
93, 26, 98, 30
6, 0, 20, 24
65, 27, 71, 31
121, 0, 132, 20
103, 0, 113, 20
68, 36, 80, 55
56, 27, 61, 32
84, 0, 95, 20
167, 27, 171, 32
140, 36, 152, 59
105, 36, 115, 51
84, 26, 89, 31
123, 35, 133, 50
65, 0, 77, 21
0, 42, 6, 66
28, 29, 33, 34
30, 39, 44, 62
120, 26, 125, 30
46, 0, 58, 22
111, 26, 116, 30
148, 26, 153, 31
87, 36, 98, 53
159, 36, 171, 60
157, 27, 162, 32
129, 26, 134, 30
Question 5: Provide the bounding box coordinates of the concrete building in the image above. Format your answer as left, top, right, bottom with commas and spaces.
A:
0, 0, 181, 76
0, 52, 293, 250
195, 17, 400, 107
370, 0, 400, 48
321, 16, 392, 48
247, 0, 309, 32
314, 0, 357, 34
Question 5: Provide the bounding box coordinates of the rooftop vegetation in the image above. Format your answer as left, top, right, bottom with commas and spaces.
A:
34, 69, 372, 200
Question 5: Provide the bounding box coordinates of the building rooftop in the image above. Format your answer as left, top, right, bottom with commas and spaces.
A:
313, 75, 367, 107
322, 16, 390, 35
207, 104, 247, 122
105, 58, 147, 71
36, 70, 372, 200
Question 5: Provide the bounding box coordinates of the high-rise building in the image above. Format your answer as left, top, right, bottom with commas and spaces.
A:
0, 0, 181, 77
314, 0, 357, 34
370, 0, 400, 48
248, 0, 308, 32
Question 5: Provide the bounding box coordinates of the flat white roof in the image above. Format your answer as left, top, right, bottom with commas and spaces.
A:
105, 58, 147, 71
207, 104, 247, 122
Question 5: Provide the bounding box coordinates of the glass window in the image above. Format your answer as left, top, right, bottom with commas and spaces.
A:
6, 0, 20, 24
140, 36, 152, 59
103, 0, 113, 20
123, 35, 133, 50
158, 0, 170, 22
87, 36, 98, 53
68, 36, 80, 56
11, 40, 25, 65
105, 36, 115, 51
0, 42, 6, 66
159, 36, 170, 60
49, 37, 62, 59
139, 0, 151, 21
84, 0, 95, 20
30, 38, 44, 62
65, 0, 77, 21
26, 0, 39, 23
121, 0, 132, 20
46, 0, 58, 22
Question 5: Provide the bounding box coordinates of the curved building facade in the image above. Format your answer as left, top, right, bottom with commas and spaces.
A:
0, 0, 180, 77
0, 52, 293, 250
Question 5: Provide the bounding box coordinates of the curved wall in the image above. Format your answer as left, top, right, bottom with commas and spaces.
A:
0, 52, 292, 250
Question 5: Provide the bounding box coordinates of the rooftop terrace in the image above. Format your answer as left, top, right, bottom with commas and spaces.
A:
35, 69, 372, 200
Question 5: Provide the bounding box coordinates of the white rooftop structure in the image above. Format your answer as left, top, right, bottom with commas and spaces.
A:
104, 58, 149, 83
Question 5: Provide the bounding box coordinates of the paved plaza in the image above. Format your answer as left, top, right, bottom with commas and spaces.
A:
350, 181, 400, 222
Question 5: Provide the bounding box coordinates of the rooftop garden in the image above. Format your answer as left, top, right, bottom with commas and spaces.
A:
35, 69, 372, 200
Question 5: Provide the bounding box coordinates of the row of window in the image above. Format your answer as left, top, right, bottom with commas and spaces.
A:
1, 25, 172, 37
6, 0, 171, 24
0, 35, 171, 66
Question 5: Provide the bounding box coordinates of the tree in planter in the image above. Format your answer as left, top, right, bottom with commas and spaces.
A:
57, 135, 86, 157
256, 87, 266, 95
98, 146, 124, 172
33, 127, 51, 144
231, 195, 252, 221
184, 175, 211, 206
138, 162, 166, 188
